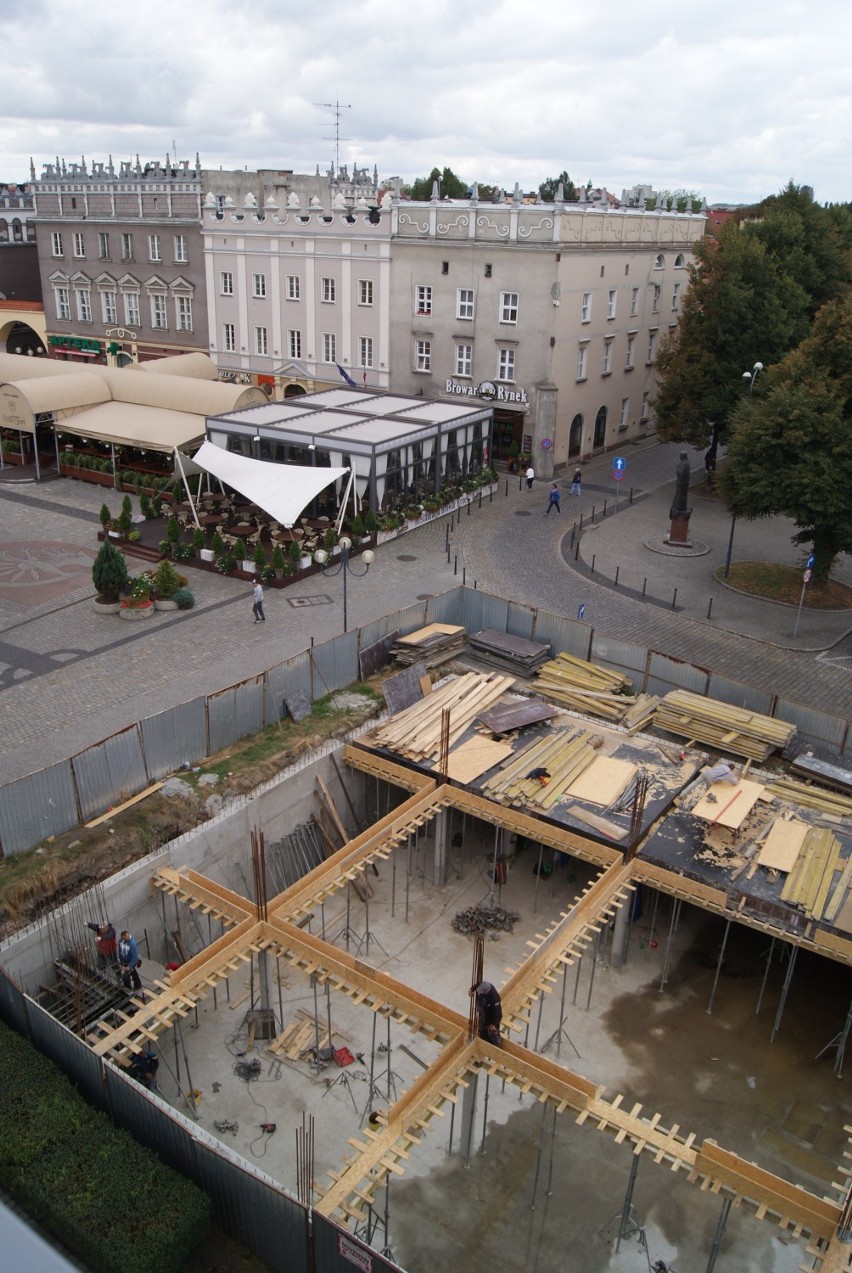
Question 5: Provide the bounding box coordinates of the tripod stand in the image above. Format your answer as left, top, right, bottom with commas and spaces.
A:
331, 881, 388, 958
540, 964, 580, 1059
598, 1155, 651, 1268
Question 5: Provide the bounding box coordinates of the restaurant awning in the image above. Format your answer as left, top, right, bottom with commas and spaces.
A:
192, 440, 349, 527
57, 402, 207, 453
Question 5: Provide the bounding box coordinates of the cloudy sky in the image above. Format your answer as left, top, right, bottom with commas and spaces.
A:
3, 0, 849, 205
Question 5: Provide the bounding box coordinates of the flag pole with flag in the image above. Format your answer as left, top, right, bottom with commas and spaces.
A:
336, 364, 357, 388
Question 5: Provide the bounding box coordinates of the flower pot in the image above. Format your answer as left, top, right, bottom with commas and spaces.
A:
242, 559, 256, 574
154, 597, 179, 611
200, 548, 214, 562
107, 531, 121, 538
119, 603, 155, 621
300, 556, 313, 571
92, 598, 120, 615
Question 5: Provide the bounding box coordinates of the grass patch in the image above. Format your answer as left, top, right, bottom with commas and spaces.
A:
716, 561, 852, 609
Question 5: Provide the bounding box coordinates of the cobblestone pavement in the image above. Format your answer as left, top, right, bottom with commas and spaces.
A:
0, 438, 849, 784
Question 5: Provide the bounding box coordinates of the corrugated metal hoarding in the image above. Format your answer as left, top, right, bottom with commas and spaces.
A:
141, 698, 208, 779
313, 1213, 405, 1273
707, 674, 774, 716
26, 1001, 106, 1110
531, 610, 592, 661
505, 601, 536, 642
195, 1151, 309, 1273
266, 651, 313, 724
71, 726, 148, 823
311, 631, 358, 699
773, 700, 848, 751
0, 759, 79, 856
459, 588, 510, 638
646, 652, 710, 699
0, 967, 30, 1036
208, 675, 265, 753
590, 634, 648, 689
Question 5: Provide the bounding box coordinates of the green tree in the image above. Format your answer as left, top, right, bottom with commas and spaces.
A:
407, 166, 470, 200
92, 538, 129, 603
538, 170, 577, 202
722, 300, 852, 581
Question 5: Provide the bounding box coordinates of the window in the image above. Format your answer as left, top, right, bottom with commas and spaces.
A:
577, 344, 588, 380
581, 291, 592, 322
500, 291, 519, 323
455, 343, 473, 377
457, 288, 475, 320
359, 336, 374, 368
672, 282, 681, 311
73, 232, 85, 258
286, 275, 300, 301
415, 339, 431, 372
620, 397, 630, 429
97, 232, 110, 259
484, 263, 492, 278
76, 288, 92, 322
54, 286, 70, 320
602, 341, 612, 374
51, 232, 63, 257
321, 277, 336, 303
654, 253, 665, 269
174, 234, 188, 263
124, 292, 140, 326
223, 322, 236, 353
497, 348, 516, 381
442, 261, 449, 275
647, 330, 657, 363
253, 272, 267, 299
358, 279, 373, 306
101, 290, 117, 324
121, 233, 133, 260
652, 284, 661, 313
675, 253, 686, 268
626, 333, 635, 368
630, 287, 639, 316
288, 329, 302, 359
255, 325, 268, 356
415, 285, 432, 316
150, 293, 167, 328
176, 295, 193, 332
641, 395, 650, 421
148, 234, 161, 262
322, 332, 336, 363
607, 289, 617, 319
221, 271, 234, 296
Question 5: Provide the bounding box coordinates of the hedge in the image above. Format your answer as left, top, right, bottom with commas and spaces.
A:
0, 1022, 211, 1272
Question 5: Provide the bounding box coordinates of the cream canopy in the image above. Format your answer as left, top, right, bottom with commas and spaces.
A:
191, 440, 350, 528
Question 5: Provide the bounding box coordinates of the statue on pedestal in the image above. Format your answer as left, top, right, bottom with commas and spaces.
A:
667, 451, 692, 544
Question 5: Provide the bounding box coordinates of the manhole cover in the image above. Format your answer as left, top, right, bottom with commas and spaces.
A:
515, 510, 532, 517
397, 554, 417, 562
287, 594, 333, 608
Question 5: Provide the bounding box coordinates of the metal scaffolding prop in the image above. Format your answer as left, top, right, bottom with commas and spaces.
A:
84, 748, 852, 1261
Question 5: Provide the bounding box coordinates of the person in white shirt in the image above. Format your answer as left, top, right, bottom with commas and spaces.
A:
252, 579, 266, 623
525, 465, 535, 491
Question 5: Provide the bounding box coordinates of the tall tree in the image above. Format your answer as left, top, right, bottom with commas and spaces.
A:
722, 299, 852, 581
406, 166, 469, 200
538, 170, 577, 202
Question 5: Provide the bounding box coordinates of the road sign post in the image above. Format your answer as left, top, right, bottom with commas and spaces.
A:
793, 557, 815, 637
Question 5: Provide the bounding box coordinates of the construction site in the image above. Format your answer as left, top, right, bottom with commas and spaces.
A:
3, 624, 852, 1273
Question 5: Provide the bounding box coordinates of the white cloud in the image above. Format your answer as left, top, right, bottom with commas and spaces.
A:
0, 0, 848, 203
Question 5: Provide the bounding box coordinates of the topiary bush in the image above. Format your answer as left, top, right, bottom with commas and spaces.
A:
153, 558, 181, 599
173, 587, 195, 609
99, 502, 111, 528
92, 538, 129, 603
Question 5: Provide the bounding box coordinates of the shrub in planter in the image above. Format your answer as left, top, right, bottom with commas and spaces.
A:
253, 541, 267, 573
271, 544, 286, 575
173, 587, 195, 610
151, 494, 163, 517
127, 529, 141, 542
118, 506, 132, 536
351, 513, 365, 539
91, 538, 129, 603
261, 564, 276, 586
288, 540, 303, 570
192, 527, 205, 554
158, 538, 172, 558
364, 508, 378, 534
211, 530, 225, 556
121, 493, 132, 517
153, 558, 181, 599
422, 496, 440, 513
172, 542, 193, 562
322, 526, 337, 552
139, 492, 152, 519
166, 514, 181, 547
99, 502, 111, 529
403, 503, 421, 520
215, 551, 237, 575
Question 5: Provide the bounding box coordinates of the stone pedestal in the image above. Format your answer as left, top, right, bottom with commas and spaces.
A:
666, 510, 692, 546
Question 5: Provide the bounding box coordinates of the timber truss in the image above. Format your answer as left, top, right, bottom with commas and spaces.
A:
86, 748, 851, 1263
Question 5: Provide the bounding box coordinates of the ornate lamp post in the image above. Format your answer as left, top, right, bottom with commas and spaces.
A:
313, 536, 374, 633
723, 362, 764, 577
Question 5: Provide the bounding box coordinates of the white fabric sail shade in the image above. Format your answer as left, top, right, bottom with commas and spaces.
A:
191, 440, 349, 527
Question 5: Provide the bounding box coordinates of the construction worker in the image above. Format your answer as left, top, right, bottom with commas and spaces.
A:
86, 920, 118, 970
470, 981, 503, 1046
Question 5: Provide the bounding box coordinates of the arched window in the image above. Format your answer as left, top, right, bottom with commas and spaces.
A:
569, 413, 583, 458
674, 253, 685, 268
593, 406, 607, 450
654, 253, 665, 269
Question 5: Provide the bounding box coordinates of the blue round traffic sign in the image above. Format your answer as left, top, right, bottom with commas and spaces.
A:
613, 470, 625, 482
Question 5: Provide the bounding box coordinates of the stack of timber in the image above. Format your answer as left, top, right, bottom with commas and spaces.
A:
766, 776, 852, 819
655, 690, 796, 761
534, 651, 646, 724
780, 826, 841, 920
368, 672, 514, 763
392, 623, 466, 667
480, 725, 600, 810
468, 628, 551, 677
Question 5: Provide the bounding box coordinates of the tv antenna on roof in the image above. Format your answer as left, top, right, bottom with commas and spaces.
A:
315, 100, 352, 173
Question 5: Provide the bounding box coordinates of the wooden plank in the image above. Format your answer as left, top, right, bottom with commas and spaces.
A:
692, 779, 765, 829
567, 756, 637, 806
757, 818, 809, 872
569, 806, 628, 842
444, 736, 514, 783
85, 781, 164, 826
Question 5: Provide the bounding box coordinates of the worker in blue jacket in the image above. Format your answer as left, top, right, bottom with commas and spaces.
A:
118, 930, 142, 991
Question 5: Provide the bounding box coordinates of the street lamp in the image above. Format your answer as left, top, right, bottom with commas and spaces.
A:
723, 363, 764, 577
313, 536, 375, 633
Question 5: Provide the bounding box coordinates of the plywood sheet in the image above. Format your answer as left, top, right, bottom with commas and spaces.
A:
444, 736, 514, 783
692, 779, 765, 829
567, 756, 636, 806
832, 890, 852, 935
397, 623, 465, 646
757, 818, 809, 872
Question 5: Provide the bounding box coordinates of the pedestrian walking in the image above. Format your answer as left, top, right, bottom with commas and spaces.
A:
570, 467, 582, 496
118, 930, 142, 992
252, 578, 266, 623
546, 483, 561, 515
525, 464, 535, 491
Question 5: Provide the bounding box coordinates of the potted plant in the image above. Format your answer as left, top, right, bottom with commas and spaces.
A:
91, 538, 129, 613
364, 508, 378, 536
205, 529, 224, 564
351, 513, 367, 542
172, 587, 195, 610
99, 502, 111, 532
506, 440, 519, 473
271, 544, 286, 578
253, 541, 267, 575
261, 564, 277, 586
119, 575, 155, 621
153, 558, 181, 610
165, 514, 181, 555
191, 527, 205, 557
322, 526, 337, 554
215, 550, 237, 576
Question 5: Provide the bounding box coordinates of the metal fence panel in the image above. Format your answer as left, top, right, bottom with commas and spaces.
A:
0, 760, 79, 857
195, 1148, 309, 1273
359, 602, 427, 652
311, 631, 359, 698
0, 968, 30, 1036
590, 633, 648, 690
266, 652, 313, 724
72, 726, 148, 823
531, 610, 592, 661
313, 1212, 405, 1273
141, 699, 208, 779
208, 675, 265, 753
424, 587, 464, 627
105, 1064, 200, 1176
25, 1000, 107, 1110
707, 674, 774, 716
646, 652, 710, 699
505, 602, 536, 643
773, 699, 848, 751
459, 588, 510, 637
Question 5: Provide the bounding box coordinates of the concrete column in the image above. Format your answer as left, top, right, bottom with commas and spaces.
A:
532, 380, 558, 481
610, 900, 630, 968
433, 808, 449, 886
460, 1070, 479, 1166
